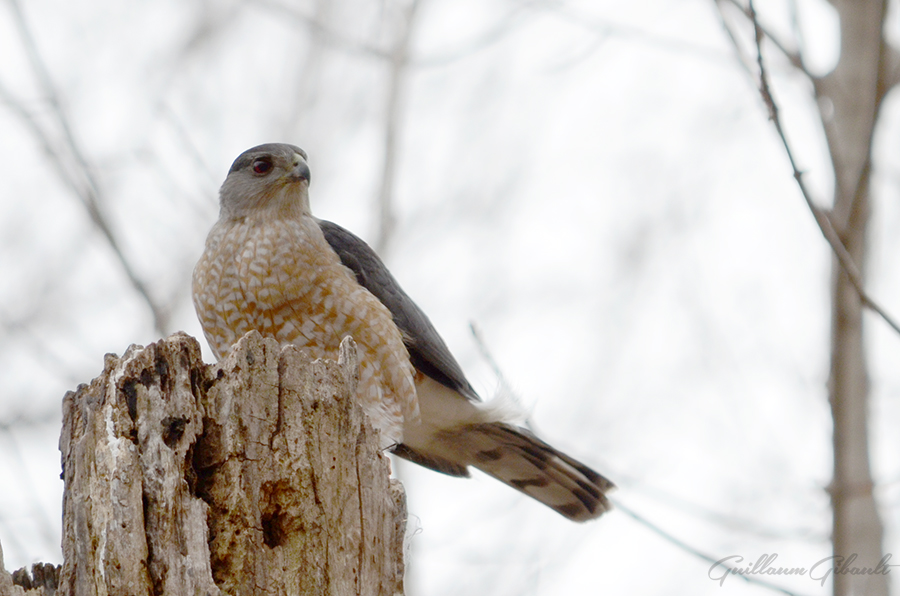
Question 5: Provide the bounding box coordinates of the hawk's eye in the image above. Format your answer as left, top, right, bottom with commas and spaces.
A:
252, 158, 273, 175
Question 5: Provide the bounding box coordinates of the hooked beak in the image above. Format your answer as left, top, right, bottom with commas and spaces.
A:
287, 158, 311, 184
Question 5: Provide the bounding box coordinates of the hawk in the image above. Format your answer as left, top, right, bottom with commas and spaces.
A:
193, 143, 614, 521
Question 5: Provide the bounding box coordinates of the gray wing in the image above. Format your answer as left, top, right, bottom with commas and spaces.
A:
317, 219, 480, 403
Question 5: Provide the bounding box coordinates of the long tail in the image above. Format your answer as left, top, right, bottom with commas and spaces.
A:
462, 422, 614, 521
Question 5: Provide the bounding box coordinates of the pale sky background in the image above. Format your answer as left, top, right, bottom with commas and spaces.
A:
2, 0, 900, 594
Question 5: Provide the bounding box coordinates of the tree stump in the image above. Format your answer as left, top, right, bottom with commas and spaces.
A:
38, 330, 406, 596
0, 550, 58, 596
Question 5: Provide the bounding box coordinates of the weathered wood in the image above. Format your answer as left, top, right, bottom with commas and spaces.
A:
53, 330, 405, 596
0, 543, 58, 596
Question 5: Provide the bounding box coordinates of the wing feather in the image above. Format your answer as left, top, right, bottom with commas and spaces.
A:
317, 219, 479, 403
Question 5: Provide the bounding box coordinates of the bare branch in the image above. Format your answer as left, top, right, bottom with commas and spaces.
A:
613, 498, 815, 596
468, 322, 508, 387
713, 0, 757, 76
739, 0, 900, 337
623, 476, 828, 542
720, 0, 810, 75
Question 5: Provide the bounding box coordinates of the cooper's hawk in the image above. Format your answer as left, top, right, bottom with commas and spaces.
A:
193, 143, 614, 521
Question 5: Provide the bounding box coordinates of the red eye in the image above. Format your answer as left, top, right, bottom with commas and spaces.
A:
252, 159, 273, 175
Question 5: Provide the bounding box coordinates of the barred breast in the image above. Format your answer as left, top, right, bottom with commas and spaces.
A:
192, 213, 419, 446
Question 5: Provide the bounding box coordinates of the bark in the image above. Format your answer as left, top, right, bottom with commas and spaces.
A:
50, 330, 405, 596
817, 1, 893, 594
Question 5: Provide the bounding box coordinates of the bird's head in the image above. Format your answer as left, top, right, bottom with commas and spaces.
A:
219, 143, 312, 219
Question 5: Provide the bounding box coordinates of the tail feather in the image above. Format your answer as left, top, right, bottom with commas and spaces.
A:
460, 423, 614, 522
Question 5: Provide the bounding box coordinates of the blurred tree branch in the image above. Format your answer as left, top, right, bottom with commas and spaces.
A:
253, 0, 391, 59
375, 0, 420, 254
614, 499, 812, 596
622, 475, 829, 542
1, 0, 170, 336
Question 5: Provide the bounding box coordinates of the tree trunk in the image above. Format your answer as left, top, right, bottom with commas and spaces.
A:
818, 1, 890, 594
47, 330, 405, 596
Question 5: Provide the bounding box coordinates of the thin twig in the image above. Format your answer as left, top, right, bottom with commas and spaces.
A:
621, 477, 828, 542
468, 322, 508, 386
721, 0, 810, 74
743, 0, 900, 337
713, 2, 757, 76
613, 498, 814, 596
